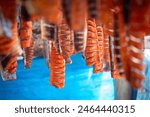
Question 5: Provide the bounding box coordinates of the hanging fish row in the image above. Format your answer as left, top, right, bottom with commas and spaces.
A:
0, 0, 150, 89
0, 2, 34, 80
41, 17, 123, 88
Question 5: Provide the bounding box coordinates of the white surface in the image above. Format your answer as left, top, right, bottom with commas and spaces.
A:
144, 36, 150, 49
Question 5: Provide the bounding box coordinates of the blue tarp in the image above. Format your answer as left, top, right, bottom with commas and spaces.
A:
0, 54, 115, 100
137, 50, 150, 100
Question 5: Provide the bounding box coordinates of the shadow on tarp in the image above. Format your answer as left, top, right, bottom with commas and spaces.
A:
0, 54, 115, 100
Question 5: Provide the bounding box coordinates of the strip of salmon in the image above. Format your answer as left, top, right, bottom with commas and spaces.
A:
85, 18, 98, 66
49, 44, 65, 88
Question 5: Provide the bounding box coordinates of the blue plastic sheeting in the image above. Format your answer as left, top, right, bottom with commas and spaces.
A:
0, 54, 115, 100
137, 50, 150, 100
